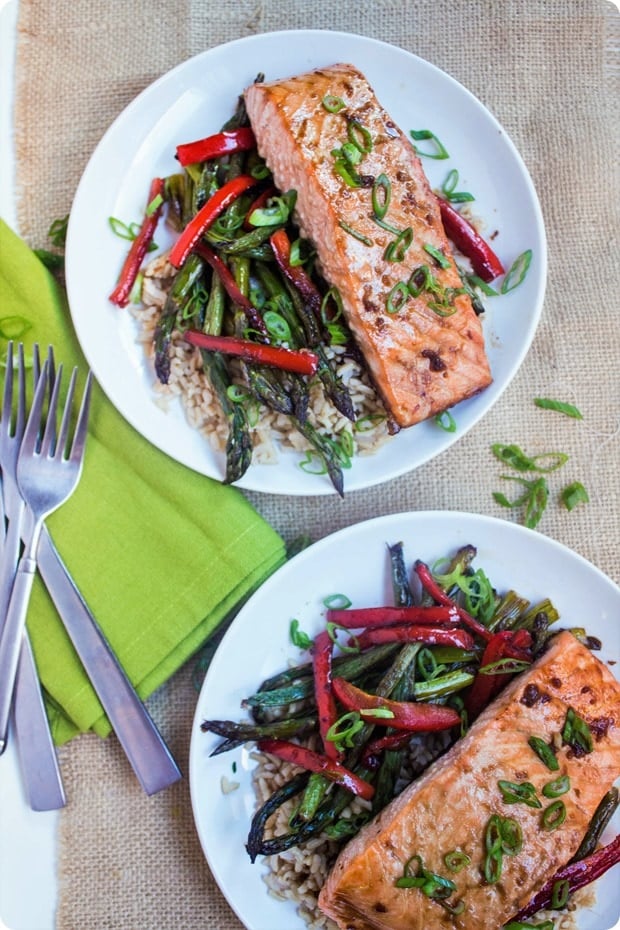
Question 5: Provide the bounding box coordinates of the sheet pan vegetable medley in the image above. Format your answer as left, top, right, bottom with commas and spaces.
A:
201, 542, 619, 928
108, 80, 529, 494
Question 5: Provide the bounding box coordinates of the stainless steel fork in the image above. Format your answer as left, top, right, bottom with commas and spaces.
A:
0, 343, 65, 809
0, 358, 92, 750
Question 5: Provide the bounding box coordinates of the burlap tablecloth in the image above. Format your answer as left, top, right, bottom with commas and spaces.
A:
12, 1, 619, 927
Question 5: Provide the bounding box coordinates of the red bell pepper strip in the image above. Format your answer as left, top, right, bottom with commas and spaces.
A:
312, 631, 340, 760
361, 731, 413, 768
327, 605, 461, 629
414, 560, 493, 642
175, 127, 256, 167
513, 833, 620, 920
353, 625, 475, 651
257, 738, 375, 800
169, 174, 257, 268
270, 228, 323, 316
464, 629, 533, 719
244, 185, 277, 230
332, 678, 461, 732
109, 177, 165, 308
437, 197, 505, 283
184, 330, 319, 376
194, 243, 268, 337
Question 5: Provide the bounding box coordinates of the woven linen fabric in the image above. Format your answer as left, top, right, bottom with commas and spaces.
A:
11, 1, 620, 928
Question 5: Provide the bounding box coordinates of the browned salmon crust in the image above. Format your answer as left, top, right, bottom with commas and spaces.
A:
244, 64, 492, 428
318, 631, 620, 929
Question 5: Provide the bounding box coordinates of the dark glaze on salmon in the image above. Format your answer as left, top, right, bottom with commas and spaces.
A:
244, 64, 492, 428
317, 631, 620, 929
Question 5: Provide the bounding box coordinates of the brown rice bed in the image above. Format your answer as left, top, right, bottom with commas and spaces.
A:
132, 255, 392, 472
250, 734, 593, 930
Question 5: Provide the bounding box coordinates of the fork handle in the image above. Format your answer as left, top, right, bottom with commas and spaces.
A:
36, 527, 182, 795
0, 555, 37, 752
13, 632, 67, 810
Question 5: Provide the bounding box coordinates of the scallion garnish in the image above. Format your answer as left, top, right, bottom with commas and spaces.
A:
354, 413, 386, 433
299, 450, 327, 475
326, 621, 359, 654
497, 779, 542, 809
542, 775, 570, 798
491, 443, 569, 473
372, 173, 392, 219
347, 119, 373, 154
360, 707, 395, 719
47, 214, 69, 248
501, 249, 533, 293
440, 168, 475, 203
338, 220, 373, 246
108, 216, 158, 252
250, 162, 271, 180
423, 243, 451, 269
226, 384, 249, 403
384, 227, 413, 262
326, 711, 364, 750
263, 310, 292, 344
534, 398, 583, 419
542, 799, 566, 831
386, 281, 409, 314
145, 193, 164, 217
322, 93, 346, 113
323, 593, 353, 610
561, 707, 593, 754
483, 813, 522, 883
248, 194, 293, 227
493, 475, 549, 529
416, 648, 439, 681
479, 657, 531, 675
408, 264, 436, 297
410, 129, 450, 159
561, 481, 589, 512
434, 410, 457, 433
528, 735, 560, 772
443, 850, 471, 873
289, 618, 313, 650
550, 877, 570, 909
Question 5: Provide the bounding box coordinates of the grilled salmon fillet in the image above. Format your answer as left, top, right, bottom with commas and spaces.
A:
318, 631, 620, 929
244, 64, 492, 428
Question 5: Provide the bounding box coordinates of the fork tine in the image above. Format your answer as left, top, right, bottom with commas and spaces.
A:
19, 359, 51, 460
56, 368, 78, 460
39, 363, 63, 459
2, 340, 14, 432
15, 343, 27, 440
70, 370, 93, 463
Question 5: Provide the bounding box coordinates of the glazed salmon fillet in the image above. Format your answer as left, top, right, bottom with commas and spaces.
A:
318, 631, 620, 929
244, 64, 492, 428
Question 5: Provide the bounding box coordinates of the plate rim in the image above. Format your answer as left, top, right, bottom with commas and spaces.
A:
188, 509, 619, 930
66, 30, 547, 496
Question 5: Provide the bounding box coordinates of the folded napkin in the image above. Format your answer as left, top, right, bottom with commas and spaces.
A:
0, 219, 286, 744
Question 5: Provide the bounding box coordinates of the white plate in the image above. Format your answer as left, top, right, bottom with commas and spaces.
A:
66, 30, 546, 495
189, 511, 620, 930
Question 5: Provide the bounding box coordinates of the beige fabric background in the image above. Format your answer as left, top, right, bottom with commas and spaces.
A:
12, 1, 620, 928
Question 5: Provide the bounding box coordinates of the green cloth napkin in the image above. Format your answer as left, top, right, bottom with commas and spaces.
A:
0, 219, 286, 744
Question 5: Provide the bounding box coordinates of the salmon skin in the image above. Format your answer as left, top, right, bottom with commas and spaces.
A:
318, 631, 620, 929
244, 64, 492, 429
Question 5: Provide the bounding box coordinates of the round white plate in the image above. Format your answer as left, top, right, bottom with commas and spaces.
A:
66, 31, 546, 495
189, 511, 619, 930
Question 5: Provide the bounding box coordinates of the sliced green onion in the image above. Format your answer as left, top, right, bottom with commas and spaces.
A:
443, 850, 471, 873
145, 192, 164, 216
561, 481, 589, 512
542, 775, 570, 799
354, 413, 385, 433
562, 707, 593, 754
498, 779, 542, 809
479, 658, 531, 675
0, 316, 32, 340
440, 168, 474, 203
263, 310, 292, 343
248, 195, 293, 227
326, 711, 364, 750
434, 410, 457, 433
484, 848, 503, 884
322, 94, 346, 113
491, 443, 569, 473
289, 238, 314, 267
339, 220, 373, 246
299, 450, 327, 475
528, 735, 559, 772
551, 877, 570, 909
493, 475, 549, 529
326, 322, 348, 345
347, 119, 373, 154
542, 799, 566, 831
386, 281, 410, 314
289, 618, 313, 650
501, 249, 533, 293
323, 593, 352, 609
360, 707, 395, 719
226, 384, 250, 403
534, 398, 583, 419
250, 163, 271, 180
499, 816, 523, 855
326, 621, 359, 654
47, 214, 69, 248
466, 273, 499, 296
408, 264, 437, 297
384, 227, 413, 263
372, 215, 402, 236
416, 648, 439, 681
424, 243, 451, 269
372, 173, 392, 219
333, 156, 363, 188
108, 216, 136, 241
410, 129, 449, 159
